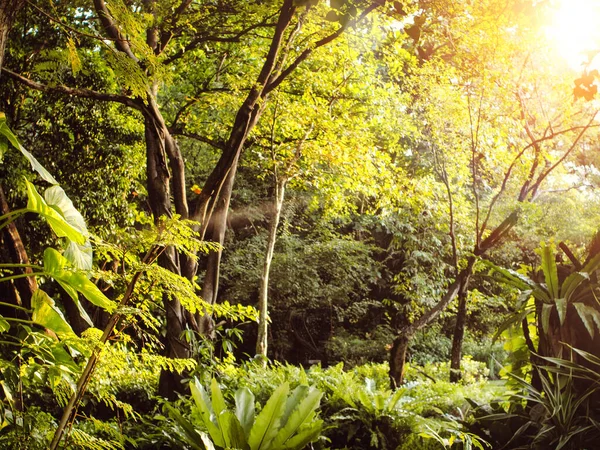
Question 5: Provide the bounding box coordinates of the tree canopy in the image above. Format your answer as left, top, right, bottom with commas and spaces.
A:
3, 0, 600, 448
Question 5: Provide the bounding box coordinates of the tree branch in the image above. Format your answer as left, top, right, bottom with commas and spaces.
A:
163, 16, 278, 65
171, 130, 226, 151
92, 0, 139, 62
526, 110, 599, 198
2, 68, 143, 111
265, 2, 380, 95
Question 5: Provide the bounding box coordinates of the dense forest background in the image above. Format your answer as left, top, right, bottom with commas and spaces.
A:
3, 0, 600, 448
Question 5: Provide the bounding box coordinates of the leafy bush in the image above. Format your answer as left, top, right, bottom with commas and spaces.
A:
168, 378, 323, 450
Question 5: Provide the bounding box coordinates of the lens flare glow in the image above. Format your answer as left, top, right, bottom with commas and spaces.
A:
546, 0, 600, 68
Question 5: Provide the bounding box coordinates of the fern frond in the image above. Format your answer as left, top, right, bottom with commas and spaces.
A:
69, 428, 124, 450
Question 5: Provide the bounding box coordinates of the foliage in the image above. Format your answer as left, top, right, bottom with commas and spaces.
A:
468, 350, 600, 449
168, 378, 324, 450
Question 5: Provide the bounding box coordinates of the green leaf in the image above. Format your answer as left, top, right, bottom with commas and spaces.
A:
64, 271, 115, 312
555, 297, 567, 326
211, 378, 227, 418
540, 244, 559, 299
235, 387, 256, 438
248, 383, 289, 450
280, 385, 309, 426
0, 316, 9, 333
210, 379, 230, 447
25, 179, 85, 244
43, 248, 115, 313
0, 115, 58, 184
64, 240, 93, 272
573, 303, 597, 338
281, 420, 323, 450
560, 272, 586, 301
31, 289, 74, 336
45, 185, 92, 270
272, 386, 322, 449
220, 411, 247, 450
0, 136, 7, 161
165, 404, 206, 450
190, 378, 224, 447
542, 303, 553, 334
44, 185, 87, 234
56, 279, 93, 327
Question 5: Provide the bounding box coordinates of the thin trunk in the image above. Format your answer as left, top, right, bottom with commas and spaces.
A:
449, 290, 468, 382
256, 178, 286, 364
198, 164, 238, 337
389, 258, 474, 389
0, 184, 37, 311
0, 1, 30, 311
388, 211, 519, 388
389, 333, 411, 389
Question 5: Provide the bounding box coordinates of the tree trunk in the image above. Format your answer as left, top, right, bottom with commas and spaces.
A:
0, 0, 25, 73
389, 333, 411, 389
0, 0, 30, 313
389, 258, 474, 389
388, 211, 519, 389
143, 112, 192, 398
256, 178, 286, 364
449, 290, 468, 382
197, 163, 238, 336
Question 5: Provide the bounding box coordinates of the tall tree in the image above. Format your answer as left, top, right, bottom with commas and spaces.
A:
2, 0, 384, 396
384, 0, 600, 386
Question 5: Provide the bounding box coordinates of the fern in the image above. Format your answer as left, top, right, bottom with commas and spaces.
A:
68, 428, 124, 450
66, 37, 82, 75
104, 50, 149, 98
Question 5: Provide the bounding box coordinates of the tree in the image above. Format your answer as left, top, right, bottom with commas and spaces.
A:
384, 0, 600, 386
2, 0, 385, 396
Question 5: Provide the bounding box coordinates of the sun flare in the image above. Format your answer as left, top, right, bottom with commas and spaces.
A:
546, 0, 600, 69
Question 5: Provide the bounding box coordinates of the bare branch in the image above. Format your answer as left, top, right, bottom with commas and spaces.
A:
26, 0, 117, 44
171, 131, 226, 151
158, 0, 194, 54
525, 110, 599, 198
2, 68, 143, 111
265, 2, 380, 95
163, 16, 278, 65
479, 122, 600, 233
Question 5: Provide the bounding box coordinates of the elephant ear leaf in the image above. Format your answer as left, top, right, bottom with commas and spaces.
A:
43, 248, 115, 313
248, 383, 289, 450
0, 115, 58, 184
31, 289, 74, 336
45, 185, 93, 270
64, 240, 93, 272
24, 179, 85, 245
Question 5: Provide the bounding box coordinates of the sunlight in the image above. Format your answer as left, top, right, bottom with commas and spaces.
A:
546, 0, 600, 69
